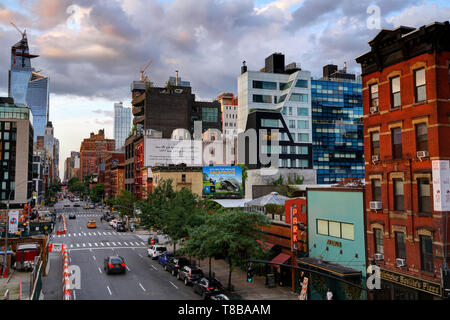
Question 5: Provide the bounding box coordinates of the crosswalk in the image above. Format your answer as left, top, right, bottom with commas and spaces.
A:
54, 231, 134, 238
67, 241, 147, 249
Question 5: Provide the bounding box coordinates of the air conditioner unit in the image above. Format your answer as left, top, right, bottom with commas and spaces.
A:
417, 151, 429, 159
396, 258, 406, 267
371, 155, 380, 163
370, 201, 382, 210
374, 253, 384, 261
174, 89, 184, 94
370, 106, 378, 114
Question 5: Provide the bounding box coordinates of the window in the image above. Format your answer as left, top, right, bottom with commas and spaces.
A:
261, 119, 281, 128
289, 93, 308, 102
417, 178, 431, 214
297, 120, 309, 129
253, 95, 272, 103
298, 146, 308, 155
395, 232, 406, 259
420, 235, 433, 272
279, 81, 293, 91
299, 159, 309, 168
253, 80, 277, 90
391, 127, 402, 159
393, 179, 404, 211
289, 120, 295, 129
181, 174, 186, 182
415, 123, 428, 152
414, 68, 426, 102
295, 79, 308, 88
371, 132, 380, 156
374, 228, 384, 254
341, 223, 354, 240
317, 219, 354, 240
390, 76, 401, 108
279, 94, 287, 103
329, 221, 341, 238
369, 84, 379, 111
297, 108, 309, 116
202, 107, 218, 122
298, 133, 309, 142
372, 179, 381, 202
317, 219, 328, 235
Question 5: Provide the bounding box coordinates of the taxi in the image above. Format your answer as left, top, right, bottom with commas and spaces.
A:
87, 220, 97, 228
84, 205, 90, 209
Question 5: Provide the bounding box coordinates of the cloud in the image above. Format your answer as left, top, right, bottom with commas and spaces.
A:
92, 109, 114, 117
386, 3, 450, 28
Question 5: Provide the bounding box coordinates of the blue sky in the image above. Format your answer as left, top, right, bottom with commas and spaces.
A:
0, 0, 449, 179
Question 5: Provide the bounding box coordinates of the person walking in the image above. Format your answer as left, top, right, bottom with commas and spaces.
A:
327, 288, 333, 300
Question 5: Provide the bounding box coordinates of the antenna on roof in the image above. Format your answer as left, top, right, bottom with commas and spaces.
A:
10, 22, 26, 39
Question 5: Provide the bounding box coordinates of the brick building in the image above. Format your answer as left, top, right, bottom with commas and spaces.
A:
104, 151, 125, 199
356, 22, 450, 300
79, 129, 115, 180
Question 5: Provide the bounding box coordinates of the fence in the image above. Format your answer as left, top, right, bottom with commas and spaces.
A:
30, 260, 43, 300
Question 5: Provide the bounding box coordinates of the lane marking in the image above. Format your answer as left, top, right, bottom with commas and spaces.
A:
78, 233, 82, 236
106, 242, 110, 246
169, 281, 178, 289
112, 242, 116, 246
138, 253, 143, 258
151, 265, 157, 270
98, 267, 102, 274
100, 243, 105, 246
117, 242, 121, 246
76, 244, 80, 247
107, 286, 112, 295
126, 265, 131, 271
94, 243, 98, 246
124, 242, 128, 246
88, 243, 92, 247
68, 247, 146, 251
73, 290, 76, 300
93, 256, 96, 261
138, 283, 146, 291
82, 243, 86, 247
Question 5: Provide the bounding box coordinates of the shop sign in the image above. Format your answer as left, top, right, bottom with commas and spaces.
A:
291, 206, 299, 251
326, 240, 342, 247
380, 268, 442, 297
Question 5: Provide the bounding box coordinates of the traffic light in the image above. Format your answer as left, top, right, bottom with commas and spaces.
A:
247, 266, 254, 283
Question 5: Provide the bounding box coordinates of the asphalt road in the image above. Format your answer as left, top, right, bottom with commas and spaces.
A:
50, 199, 201, 300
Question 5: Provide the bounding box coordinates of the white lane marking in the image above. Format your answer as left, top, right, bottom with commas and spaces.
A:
116, 242, 121, 246
112, 242, 116, 246
100, 243, 105, 246
141, 242, 146, 246
124, 242, 128, 246
83, 233, 87, 236
88, 233, 92, 236
106, 242, 110, 246
88, 243, 92, 247
107, 286, 112, 295
135, 242, 140, 246
76, 244, 80, 247
70, 244, 74, 248
73, 290, 76, 300
138, 283, 146, 291
138, 253, 143, 258
63, 247, 147, 251
126, 265, 131, 271
63, 234, 66, 237
103, 232, 107, 235
78, 233, 82, 236
93, 256, 96, 261
82, 243, 86, 247
68, 234, 71, 237
107, 232, 112, 235
151, 265, 157, 270
94, 243, 98, 246
169, 281, 178, 289
98, 267, 102, 274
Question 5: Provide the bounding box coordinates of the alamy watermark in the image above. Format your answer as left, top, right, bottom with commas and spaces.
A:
366, 264, 381, 290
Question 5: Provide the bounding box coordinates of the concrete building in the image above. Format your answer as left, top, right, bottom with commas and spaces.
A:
151, 165, 203, 197
0, 97, 33, 208
356, 21, 450, 300
311, 65, 364, 184
114, 102, 132, 150
217, 93, 238, 136
237, 53, 312, 149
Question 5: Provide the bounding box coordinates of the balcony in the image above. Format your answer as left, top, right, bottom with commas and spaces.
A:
132, 105, 144, 116
132, 93, 145, 106
133, 115, 145, 125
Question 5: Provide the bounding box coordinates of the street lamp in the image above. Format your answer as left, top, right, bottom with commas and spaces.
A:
2, 180, 32, 277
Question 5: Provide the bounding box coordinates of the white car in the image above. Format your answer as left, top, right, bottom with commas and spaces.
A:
147, 245, 167, 259
109, 219, 118, 229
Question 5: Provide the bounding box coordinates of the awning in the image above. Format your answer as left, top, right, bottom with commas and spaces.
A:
297, 257, 361, 277
270, 252, 291, 267
256, 239, 275, 251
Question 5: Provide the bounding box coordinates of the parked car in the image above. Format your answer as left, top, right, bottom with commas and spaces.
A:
147, 245, 167, 259
158, 253, 174, 269
103, 215, 114, 222
68, 212, 76, 219
64, 203, 70, 207
177, 266, 204, 286
104, 256, 126, 275
73, 203, 80, 207
193, 277, 225, 298
87, 220, 97, 228
109, 219, 118, 229
89, 204, 95, 209
165, 257, 190, 276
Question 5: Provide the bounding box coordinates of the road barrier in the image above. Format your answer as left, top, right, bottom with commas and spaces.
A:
61, 244, 71, 300
56, 215, 67, 235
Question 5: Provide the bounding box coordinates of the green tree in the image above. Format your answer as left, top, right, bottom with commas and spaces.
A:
91, 183, 105, 203
114, 190, 137, 219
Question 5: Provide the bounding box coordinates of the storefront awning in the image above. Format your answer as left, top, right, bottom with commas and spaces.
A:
256, 239, 275, 251
270, 253, 291, 267
297, 257, 361, 277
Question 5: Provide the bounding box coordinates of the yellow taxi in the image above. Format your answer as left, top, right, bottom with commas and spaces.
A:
84, 205, 90, 209
87, 220, 97, 228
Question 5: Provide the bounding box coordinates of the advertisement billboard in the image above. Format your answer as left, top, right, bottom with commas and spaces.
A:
144, 137, 202, 167
202, 166, 243, 198
8, 210, 19, 233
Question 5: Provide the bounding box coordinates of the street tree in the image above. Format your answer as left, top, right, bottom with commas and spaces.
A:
90, 183, 105, 203
114, 189, 137, 219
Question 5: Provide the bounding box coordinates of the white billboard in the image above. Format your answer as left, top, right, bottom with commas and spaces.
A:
432, 160, 450, 212
144, 138, 203, 167
8, 210, 19, 233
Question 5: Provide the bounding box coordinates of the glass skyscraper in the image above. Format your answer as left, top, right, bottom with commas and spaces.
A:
8, 32, 49, 140
114, 102, 131, 150
311, 66, 364, 184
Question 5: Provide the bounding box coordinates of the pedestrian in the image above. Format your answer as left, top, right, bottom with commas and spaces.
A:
327, 288, 333, 300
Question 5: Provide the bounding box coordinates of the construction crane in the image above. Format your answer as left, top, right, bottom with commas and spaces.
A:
10, 22, 26, 39
139, 60, 152, 82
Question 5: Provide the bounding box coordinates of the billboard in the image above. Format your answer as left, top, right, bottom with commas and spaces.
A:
202, 166, 243, 198
144, 137, 202, 167
8, 210, 19, 233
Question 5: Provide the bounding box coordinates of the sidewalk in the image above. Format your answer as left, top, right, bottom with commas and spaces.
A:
41, 252, 62, 300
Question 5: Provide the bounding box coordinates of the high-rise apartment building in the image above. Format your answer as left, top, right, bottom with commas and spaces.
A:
79, 129, 115, 179
311, 65, 364, 184
0, 97, 33, 207
217, 93, 238, 136
356, 21, 450, 300
238, 53, 312, 148
114, 102, 132, 150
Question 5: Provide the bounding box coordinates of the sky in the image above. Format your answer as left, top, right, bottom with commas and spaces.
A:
0, 0, 449, 179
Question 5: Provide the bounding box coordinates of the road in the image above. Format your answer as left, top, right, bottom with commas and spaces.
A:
50, 199, 201, 300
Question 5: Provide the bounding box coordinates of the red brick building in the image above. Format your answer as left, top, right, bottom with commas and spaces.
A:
79, 129, 115, 180
104, 151, 125, 199
356, 22, 450, 300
